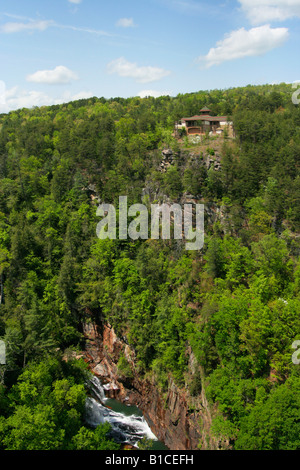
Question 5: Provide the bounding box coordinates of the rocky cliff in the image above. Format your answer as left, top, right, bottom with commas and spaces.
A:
82, 319, 226, 451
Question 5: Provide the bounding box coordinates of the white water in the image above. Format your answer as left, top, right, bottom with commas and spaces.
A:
88, 375, 108, 404
85, 376, 158, 446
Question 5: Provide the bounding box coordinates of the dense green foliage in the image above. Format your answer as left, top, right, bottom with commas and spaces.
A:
0, 356, 120, 450
0, 83, 299, 450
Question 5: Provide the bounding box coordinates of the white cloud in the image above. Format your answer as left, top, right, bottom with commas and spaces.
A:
68, 0, 82, 4
56, 23, 112, 36
0, 87, 55, 112
0, 86, 93, 113
67, 90, 92, 100
238, 0, 300, 24
0, 14, 111, 37
138, 90, 172, 98
116, 17, 136, 28
107, 57, 171, 83
0, 81, 5, 106
0, 19, 52, 33
27, 66, 79, 85
198, 24, 289, 68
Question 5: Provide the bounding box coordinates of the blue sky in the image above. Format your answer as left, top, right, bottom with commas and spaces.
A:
1, 0, 300, 111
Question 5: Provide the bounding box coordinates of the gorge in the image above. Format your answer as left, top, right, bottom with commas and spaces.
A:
85, 375, 164, 449
82, 319, 224, 451
1, 84, 299, 451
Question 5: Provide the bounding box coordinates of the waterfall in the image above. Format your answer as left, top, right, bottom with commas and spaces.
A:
85, 376, 158, 447
88, 375, 108, 404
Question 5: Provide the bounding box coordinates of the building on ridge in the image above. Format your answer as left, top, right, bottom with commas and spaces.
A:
175, 106, 233, 137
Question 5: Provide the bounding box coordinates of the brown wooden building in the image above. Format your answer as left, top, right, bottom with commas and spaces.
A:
175, 107, 232, 136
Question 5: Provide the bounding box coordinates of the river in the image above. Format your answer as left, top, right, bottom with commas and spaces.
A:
85, 375, 168, 450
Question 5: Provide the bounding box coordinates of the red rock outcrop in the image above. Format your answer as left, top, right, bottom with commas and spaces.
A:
82, 320, 223, 450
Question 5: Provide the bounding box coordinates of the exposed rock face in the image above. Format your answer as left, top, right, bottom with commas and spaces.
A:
82, 320, 223, 451
160, 148, 176, 172
159, 148, 222, 174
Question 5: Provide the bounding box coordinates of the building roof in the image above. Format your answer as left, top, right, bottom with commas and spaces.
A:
182, 115, 206, 121
182, 115, 228, 122
199, 106, 211, 113
207, 116, 228, 122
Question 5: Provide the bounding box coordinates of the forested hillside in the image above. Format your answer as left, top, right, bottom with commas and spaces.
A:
0, 83, 299, 450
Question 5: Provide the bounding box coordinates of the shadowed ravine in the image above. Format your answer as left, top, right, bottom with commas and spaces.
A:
86, 375, 168, 450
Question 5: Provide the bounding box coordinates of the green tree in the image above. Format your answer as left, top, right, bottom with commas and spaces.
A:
235, 378, 300, 450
